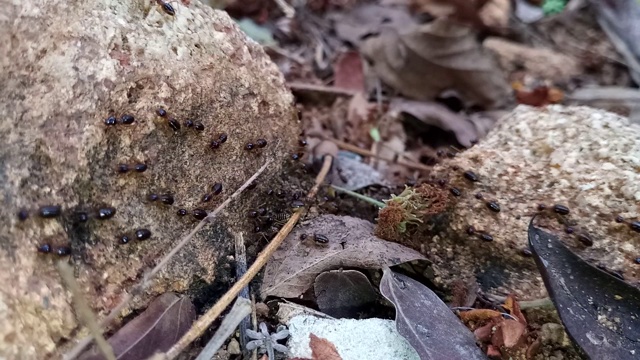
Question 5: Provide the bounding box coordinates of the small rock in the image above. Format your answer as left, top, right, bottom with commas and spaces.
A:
255, 302, 270, 319
540, 323, 569, 347
227, 338, 241, 355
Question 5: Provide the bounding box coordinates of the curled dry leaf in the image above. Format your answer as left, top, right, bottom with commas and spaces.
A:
330, 5, 511, 109
78, 293, 196, 360
379, 268, 487, 359
314, 269, 378, 318
260, 215, 425, 298
388, 98, 478, 147
528, 220, 640, 360
309, 334, 343, 360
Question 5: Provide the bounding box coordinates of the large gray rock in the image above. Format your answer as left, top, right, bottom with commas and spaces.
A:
0, 0, 298, 358
425, 105, 640, 299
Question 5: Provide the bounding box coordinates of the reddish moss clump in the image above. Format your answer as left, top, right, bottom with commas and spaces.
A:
375, 184, 451, 241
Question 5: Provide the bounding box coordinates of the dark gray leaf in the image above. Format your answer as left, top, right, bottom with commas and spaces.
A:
528, 221, 640, 360
379, 268, 487, 360
79, 293, 196, 360
314, 270, 378, 318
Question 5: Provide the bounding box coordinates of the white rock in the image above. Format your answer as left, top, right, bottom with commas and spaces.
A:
287, 315, 419, 360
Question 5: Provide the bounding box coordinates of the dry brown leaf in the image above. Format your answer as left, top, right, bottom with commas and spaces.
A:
503, 294, 527, 325
309, 334, 343, 360
334, 51, 365, 92
458, 308, 503, 323
389, 98, 477, 147
359, 18, 511, 109
260, 215, 425, 298
492, 319, 526, 349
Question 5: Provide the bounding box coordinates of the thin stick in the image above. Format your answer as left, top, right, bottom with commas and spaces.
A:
307, 155, 333, 200
273, 0, 295, 18
164, 156, 334, 359
250, 294, 258, 360
319, 136, 432, 172
331, 185, 386, 208
57, 261, 116, 360
235, 232, 250, 351
63, 160, 272, 360
194, 298, 252, 360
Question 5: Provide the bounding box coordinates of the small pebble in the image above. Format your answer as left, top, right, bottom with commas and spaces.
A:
227, 338, 241, 355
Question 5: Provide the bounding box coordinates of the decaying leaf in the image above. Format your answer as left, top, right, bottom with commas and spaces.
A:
309, 334, 343, 360
330, 5, 511, 109
411, 0, 511, 29
260, 215, 425, 298
388, 98, 478, 147
79, 293, 196, 360
334, 51, 365, 92
528, 220, 640, 360
379, 268, 487, 359
314, 270, 378, 318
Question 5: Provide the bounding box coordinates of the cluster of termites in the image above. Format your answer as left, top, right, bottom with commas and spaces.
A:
22, 205, 118, 257
156, 107, 204, 132
104, 114, 135, 126
438, 164, 639, 270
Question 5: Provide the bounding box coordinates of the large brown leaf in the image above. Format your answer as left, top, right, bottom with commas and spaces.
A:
330, 3, 511, 109
79, 293, 196, 360
358, 18, 511, 109
380, 268, 487, 360
260, 215, 425, 298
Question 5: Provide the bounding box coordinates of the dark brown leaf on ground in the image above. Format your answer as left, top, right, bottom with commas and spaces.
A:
314, 269, 379, 318
79, 293, 196, 360
528, 221, 640, 360
388, 98, 478, 147
331, 3, 511, 109
379, 268, 487, 359
260, 215, 425, 298
309, 333, 343, 360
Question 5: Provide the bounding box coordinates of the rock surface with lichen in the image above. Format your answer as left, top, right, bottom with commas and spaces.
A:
422, 105, 640, 300
0, 0, 298, 358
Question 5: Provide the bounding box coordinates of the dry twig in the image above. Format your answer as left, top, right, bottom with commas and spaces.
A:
57, 261, 116, 360
64, 160, 272, 360
164, 155, 334, 359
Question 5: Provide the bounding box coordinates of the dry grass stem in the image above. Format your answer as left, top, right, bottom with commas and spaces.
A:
64, 160, 272, 360
57, 261, 116, 360
164, 155, 334, 359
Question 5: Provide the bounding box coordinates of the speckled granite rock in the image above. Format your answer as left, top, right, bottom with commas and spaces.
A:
424, 105, 640, 300
0, 0, 298, 358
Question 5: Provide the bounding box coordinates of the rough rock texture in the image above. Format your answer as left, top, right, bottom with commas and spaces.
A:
424, 105, 640, 300
0, 0, 298, 358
